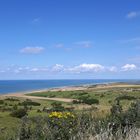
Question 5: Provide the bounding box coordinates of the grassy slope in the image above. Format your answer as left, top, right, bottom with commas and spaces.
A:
0, 85, 140, 139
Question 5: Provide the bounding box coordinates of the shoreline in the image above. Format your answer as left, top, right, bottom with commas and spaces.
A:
1, 81, 140, 97
0, 84, 90, 97
0, 82, 140, 103
0, 81, 123, 96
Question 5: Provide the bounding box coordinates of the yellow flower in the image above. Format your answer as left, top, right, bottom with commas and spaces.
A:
49, 112, 75, 119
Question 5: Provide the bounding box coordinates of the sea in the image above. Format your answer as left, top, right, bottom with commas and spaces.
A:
0, 79, 139, 95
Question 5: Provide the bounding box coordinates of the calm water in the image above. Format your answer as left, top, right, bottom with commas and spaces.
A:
0, 79, 139, 94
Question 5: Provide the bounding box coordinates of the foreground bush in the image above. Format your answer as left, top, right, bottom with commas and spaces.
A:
47, 112, 76, 139
10, 108, 27, 118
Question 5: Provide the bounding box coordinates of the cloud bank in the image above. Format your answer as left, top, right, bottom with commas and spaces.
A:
1, 64, 138, 75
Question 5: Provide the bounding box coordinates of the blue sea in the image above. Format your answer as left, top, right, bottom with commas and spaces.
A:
0, 79, 139, 94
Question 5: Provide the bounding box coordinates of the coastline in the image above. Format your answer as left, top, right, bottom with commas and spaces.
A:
0, 84, 89, 97
1, 81, 140, 97
0, 82, 140, 103
0, 81, 122, 96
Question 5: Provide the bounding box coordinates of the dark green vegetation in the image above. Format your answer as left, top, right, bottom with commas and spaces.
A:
0, 85, 140, 139
4, 100, 140, 140
10, 108, 27, 118
19, 99, 41, 106
73, 95, 99, 105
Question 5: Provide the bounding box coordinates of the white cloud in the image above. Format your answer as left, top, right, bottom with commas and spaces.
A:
126, 11, 140, 19
1, 63, 139, 75
51, 64, 64, 72
29, 67, 48, 72
30, 68, 40, 72
121, 64, 137, 71
108, 66, 118, 72
20, 46, 45, 54
67, 63, 104, 73
75, 41, 93, 48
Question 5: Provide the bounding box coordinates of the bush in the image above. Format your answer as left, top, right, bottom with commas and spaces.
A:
72, 99, 80, 104
10, 108, 27, 118
4, 98, 19, 101
78, 95, 99, 105
82, 98, 99, 105
110, 100, 122, 115
0, 100, 4, 105
116, 95, 136, 101
20, 100, 41, 106
51, 102, 65, 112
48, 112, 76, 139
0, 106, 12, 112
108, 100, 140, 137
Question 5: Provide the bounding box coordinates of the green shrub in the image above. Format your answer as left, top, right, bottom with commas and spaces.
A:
10, 108, 27, 118
51, 102, 65, 112
82, 98, 99, 105
116, 95, 136, 101
20, 100, 41, 106
78, 95, 99, 105
4, 98, 19, 101
0, 100, 4, 105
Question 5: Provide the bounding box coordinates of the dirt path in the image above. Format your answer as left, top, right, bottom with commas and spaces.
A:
2, 94, 74, 103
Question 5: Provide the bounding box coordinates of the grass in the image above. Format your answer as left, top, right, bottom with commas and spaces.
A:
27, 86, 140, 110
0, 98, 70, 139
0, 112, 20, 139
0, 85, 140, 139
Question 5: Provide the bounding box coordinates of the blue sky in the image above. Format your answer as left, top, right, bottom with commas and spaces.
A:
0, 0, 140, 79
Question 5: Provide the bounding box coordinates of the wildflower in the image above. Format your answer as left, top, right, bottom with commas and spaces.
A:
48, 112, 75, 119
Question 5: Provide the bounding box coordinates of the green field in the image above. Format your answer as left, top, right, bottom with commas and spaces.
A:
27, 85, 140, 110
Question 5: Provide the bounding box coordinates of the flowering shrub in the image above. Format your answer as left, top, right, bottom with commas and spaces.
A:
49, 111, 75, 118
47, 112, 76, 139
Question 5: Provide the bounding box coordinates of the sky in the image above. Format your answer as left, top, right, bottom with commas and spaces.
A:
0, 0, 140, 79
